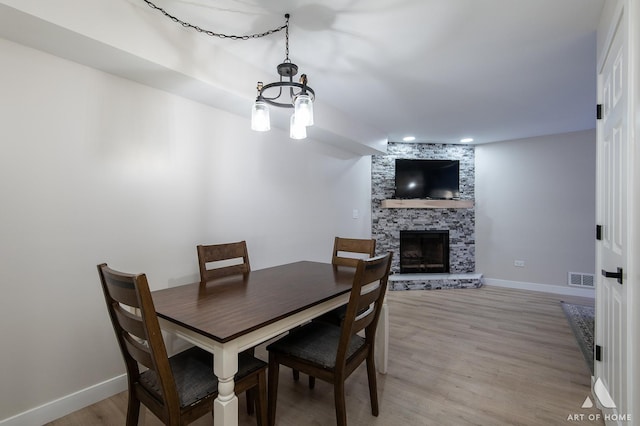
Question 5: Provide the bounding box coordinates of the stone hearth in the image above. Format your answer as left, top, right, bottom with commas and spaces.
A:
389, 273, 484, 290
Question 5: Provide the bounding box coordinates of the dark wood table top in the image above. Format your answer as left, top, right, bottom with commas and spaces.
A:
152, 261, 356, 343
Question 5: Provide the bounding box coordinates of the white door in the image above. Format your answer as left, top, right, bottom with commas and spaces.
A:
595, 3, 629, 424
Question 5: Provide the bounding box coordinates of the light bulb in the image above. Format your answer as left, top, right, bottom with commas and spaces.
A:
290, 113, 307, 140
251, 100, 270, 131
294, 94, 314, 127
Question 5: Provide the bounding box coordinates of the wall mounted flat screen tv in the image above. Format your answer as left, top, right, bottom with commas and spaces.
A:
395, 159, 460, 199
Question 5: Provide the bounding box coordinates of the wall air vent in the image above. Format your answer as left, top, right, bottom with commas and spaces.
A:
568, 272, 595, 288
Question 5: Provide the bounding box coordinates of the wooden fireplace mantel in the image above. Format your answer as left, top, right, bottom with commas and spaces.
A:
381, 199, 474, 209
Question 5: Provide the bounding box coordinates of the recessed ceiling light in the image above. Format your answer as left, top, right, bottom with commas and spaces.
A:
402, 136, 416, 142
460, 138, 474, 143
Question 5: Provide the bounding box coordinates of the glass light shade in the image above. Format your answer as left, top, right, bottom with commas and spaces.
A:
251, 100, 270, 131
289, 113, 307, 140
294, 94, 314, 127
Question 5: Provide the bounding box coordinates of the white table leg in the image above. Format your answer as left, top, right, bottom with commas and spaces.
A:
375, 297, 389, 374
214, 345, 239, 426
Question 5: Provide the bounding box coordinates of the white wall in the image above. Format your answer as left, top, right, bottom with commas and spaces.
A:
0, 39, 372, 422
475, 130, 596, 290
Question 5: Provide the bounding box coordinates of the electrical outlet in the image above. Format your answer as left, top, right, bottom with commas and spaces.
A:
352, 209, 359, 219
514, 260, 525, 267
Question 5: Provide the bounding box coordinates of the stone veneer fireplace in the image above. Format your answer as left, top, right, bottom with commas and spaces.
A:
372, 142, 480, 289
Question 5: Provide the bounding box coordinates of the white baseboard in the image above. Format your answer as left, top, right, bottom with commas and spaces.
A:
484, 278, 595, 298
0, 374, 127, 426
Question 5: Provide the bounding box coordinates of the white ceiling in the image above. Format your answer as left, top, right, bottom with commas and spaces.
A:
1, 0, 605, 149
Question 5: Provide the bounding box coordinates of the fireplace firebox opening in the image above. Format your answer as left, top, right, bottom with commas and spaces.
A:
400, 230, 450, 274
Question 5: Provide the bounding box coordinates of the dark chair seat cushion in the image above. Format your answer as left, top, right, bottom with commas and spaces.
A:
140, 346, 266, 408
267, 321, 365, 369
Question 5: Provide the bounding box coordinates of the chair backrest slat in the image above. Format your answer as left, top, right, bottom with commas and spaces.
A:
113, 306, 146, 339
104, 274, 141, 307
351, 284, 382, 331
332, 237, 376, 267
197, 241, 250, 284
123, 333, 155, 369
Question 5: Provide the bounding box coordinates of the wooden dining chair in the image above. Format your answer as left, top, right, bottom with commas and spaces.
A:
292, 236, 377, 384
97, 263, 267, 426
267, 252, 393, 426
331, 236, 377, 267
197, 240, 250, 286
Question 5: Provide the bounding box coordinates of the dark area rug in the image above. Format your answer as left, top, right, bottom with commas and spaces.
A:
561, 301, 595, 374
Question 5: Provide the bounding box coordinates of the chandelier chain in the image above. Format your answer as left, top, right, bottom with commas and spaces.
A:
284, 14, 290, 62
141, 0, 288, 40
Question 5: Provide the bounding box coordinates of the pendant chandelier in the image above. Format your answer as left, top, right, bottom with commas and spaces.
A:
141, 2, 314, 139
251, 14, 315, 140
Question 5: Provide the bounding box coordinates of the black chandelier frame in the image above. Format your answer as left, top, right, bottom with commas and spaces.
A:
255, 14, 315, 109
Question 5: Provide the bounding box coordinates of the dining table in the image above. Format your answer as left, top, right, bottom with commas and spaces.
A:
152, 260, 389, 426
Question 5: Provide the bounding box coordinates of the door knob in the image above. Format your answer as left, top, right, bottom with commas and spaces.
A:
601, 267, 623, 285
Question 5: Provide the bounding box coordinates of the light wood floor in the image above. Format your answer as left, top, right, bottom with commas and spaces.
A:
47, 286, 603, 426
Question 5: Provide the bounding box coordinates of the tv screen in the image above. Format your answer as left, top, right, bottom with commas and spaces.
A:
395, 159, 460, 199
